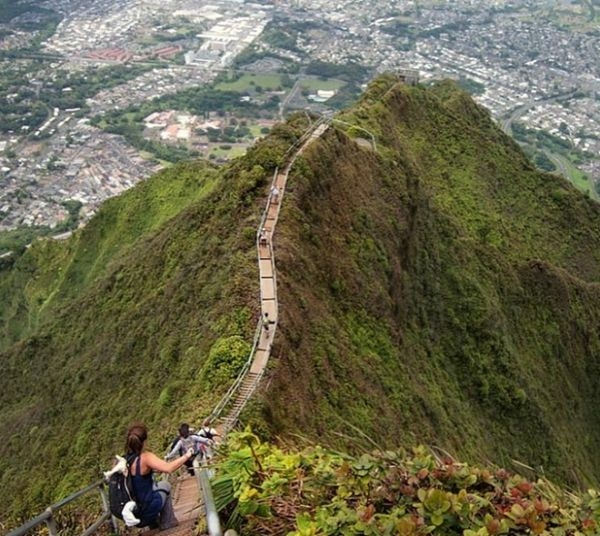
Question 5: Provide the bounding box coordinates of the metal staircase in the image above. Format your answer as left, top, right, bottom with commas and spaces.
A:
218, 371, 263, 434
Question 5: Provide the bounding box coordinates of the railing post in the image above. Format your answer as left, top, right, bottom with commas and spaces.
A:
99, 482, 119, 534
45, 508, 58, 536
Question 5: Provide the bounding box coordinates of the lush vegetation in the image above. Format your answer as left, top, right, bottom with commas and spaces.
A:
231, 18, 321, 69
252, 76, 600, 488
456, 76, 486, 95
232, 48, 300, 73
0, 2, 62, 52
90, 84, 275, 162
305, 60, 371, 82
0, 116, 312, 528
509, 119, 597, 199
4, 76, 600, 532
260, 19, 312, 55
0, 64, 156, 134
215, 432, 600, 535
0, 0, 54, 24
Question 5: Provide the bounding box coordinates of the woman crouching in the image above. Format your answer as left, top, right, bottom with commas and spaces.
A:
126, 422, 195, 530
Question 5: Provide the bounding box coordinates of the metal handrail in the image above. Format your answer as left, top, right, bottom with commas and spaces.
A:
257, 167, 279, 237
280, 115, 326, 164
6, 479, 116, 536
193, 459, 222, 536
223, 369, 265, 430
260, 166, 280, 317
329, 117, 377, 151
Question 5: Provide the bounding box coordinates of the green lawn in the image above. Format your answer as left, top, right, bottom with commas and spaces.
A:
215, 74, 284, 92
298, 77, 346, 91
565, 160, 598, 200
210, 144, 248, 158
249, 125, 268, 137
548, 152, 599, 201
215, 73, 346, 93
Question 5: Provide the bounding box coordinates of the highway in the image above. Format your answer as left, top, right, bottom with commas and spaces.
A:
499, 90, 578, 136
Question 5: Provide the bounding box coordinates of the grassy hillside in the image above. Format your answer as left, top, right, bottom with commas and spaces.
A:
3, 75, 600, 528
0, 160, 219, 350
249, 76, 600, 487
0, 118, 310, 526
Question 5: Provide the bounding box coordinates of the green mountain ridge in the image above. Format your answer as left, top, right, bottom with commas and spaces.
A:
2, 75, 600, 528
262, 77, 600, 478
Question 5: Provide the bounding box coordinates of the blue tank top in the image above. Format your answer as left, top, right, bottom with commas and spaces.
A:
131, 455, 162, 526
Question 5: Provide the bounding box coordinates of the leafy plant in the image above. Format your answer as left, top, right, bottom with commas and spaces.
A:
215, 434, 600, 536
203, 335, 251, 388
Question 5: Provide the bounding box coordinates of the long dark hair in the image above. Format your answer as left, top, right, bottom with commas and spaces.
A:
126, 422, 148, 455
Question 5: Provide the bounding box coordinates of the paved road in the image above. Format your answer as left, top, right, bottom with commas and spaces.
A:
279, 79, 302, 120
499, 90, 578, 135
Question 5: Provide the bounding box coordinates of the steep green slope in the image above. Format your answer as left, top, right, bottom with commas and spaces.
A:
0, 160, 219, 350
2, 75, 600, 529
251, 76, 600, 487
0, 119, 309, 526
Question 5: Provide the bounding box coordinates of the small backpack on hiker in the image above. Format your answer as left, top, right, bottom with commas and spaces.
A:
105, 453, 140, 526
197, 420, 219, 461
197, 417, 219, 441
198, 426, 215, 441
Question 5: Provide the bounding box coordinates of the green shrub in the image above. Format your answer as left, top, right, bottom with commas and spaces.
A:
158, 386, 173, 408
215, 435, 600, 536
202, 335, 250, 388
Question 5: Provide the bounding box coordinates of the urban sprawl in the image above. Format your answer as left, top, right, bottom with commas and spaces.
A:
1, 0, 599, 232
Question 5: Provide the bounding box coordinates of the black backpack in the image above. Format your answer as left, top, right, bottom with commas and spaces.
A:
199, 426, 215, 441
107, 453, 138, 520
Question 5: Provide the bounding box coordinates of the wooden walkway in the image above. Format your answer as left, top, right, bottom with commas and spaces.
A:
253, 123, 329, 377
216, 122, 329, 437
5, 121, 332, 536
172, 475, 202, 526
131, 475, 202, 536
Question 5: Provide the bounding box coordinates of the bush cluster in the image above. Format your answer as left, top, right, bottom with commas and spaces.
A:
214, 432, 600, 535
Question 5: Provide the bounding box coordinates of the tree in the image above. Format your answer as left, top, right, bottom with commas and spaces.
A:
534, 152, 556, 172
281, 73, 294, 88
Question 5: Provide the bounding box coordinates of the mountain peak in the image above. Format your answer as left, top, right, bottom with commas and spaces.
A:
2, 76, 600, 527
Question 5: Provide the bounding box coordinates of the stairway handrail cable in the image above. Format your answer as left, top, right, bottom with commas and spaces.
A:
209, 315, 263, 423
6, 479, 115, 536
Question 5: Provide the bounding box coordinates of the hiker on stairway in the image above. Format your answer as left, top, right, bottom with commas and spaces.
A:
197, 418, 220, 461
270, 185, 280, 204
262, 311, 275, 333
126, 422, 194, 530
165, 423, 211, 475
259, 227, 268, 246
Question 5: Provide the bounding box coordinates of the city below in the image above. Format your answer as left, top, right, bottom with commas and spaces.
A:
0, 0, 599, 237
